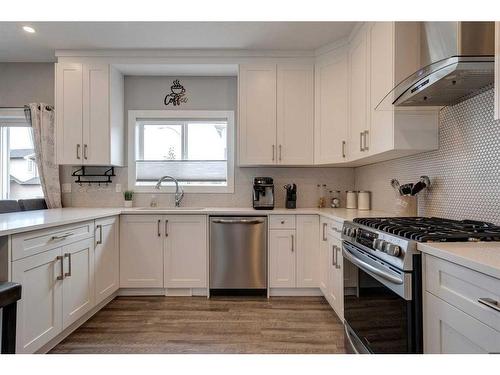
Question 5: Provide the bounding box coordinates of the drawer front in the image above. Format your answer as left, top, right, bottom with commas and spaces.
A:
12, 221, 95, 261
326, 219, 343, 239
269, 215, 296, 230
425, 254, 500, 332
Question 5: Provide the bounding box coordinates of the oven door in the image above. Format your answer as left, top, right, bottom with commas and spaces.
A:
342, 241, 420, 354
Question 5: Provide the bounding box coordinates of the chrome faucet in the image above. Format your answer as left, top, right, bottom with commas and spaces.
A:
155, 175, 184, 207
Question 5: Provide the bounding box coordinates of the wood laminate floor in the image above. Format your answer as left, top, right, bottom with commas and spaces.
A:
50, 296, 346, 354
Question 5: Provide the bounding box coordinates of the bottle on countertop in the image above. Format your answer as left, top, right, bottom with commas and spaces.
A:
330, 190, 341, 208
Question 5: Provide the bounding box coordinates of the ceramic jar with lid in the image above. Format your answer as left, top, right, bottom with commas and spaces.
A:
346, 191, 358, 209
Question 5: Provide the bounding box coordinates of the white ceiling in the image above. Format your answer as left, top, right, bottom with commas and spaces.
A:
0, 22, 357, 62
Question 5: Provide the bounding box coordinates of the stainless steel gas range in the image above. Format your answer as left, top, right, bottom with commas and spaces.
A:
341, 217, 500, 354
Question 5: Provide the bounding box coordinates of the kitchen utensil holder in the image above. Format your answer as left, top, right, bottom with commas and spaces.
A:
396, 195, 417, 216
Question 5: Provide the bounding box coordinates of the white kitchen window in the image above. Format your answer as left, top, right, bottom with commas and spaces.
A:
0, 108, 43, 200
128, 110, 234, 193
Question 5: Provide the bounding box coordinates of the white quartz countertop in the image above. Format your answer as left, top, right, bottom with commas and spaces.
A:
418, 242, 500, 279
0, 206, 395, 237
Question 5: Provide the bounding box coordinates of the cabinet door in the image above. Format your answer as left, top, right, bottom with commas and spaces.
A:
120, 215, 164, 288
277, 64, 314, 165
368, 22, 395, 155
425, 292, 500, 354
94, 216, 119, 305
55, 62, 83, 165
164, 215, 207, 288
327, 234, 343, 320
269, 230, 296, 288
83, 63, 110, 165
62, 238, 95, 329
296, 215, 319, 288
319, 220, 329, 294
314, 51, 349, 163
12, 248, 63, 354
238, 64, 277, 165
349, 29, 370, 160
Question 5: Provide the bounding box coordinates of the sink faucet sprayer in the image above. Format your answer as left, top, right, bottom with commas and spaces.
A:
155, 175, 184, 207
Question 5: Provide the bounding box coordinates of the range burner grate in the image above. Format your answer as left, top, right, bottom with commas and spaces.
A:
353, 217, 500, 242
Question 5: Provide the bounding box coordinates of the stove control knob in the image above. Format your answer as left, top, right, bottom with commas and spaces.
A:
373, 239, 384, 251
386, 244, 401, 257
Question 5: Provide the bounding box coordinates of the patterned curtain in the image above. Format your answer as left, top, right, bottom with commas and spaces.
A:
25, 103, 62, 208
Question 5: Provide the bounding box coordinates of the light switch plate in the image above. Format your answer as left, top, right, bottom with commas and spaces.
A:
62, 183, 72, 193
115, 184, 122, 193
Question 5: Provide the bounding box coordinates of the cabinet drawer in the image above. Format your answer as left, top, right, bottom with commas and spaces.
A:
12, 221, 95, 261
327, 219, 343, 239
269, 215, 296, 229
425, 254, 500, 332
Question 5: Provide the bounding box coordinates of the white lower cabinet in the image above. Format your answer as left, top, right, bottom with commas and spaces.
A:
94, 216, 119, 304
120, 214, 208, 290
12, 248, 63, 354
164, 215, 207, 288
269, 215, 319, 289
319, 219, 329, 295
62, 238, 95, 329
120, 215, 164, 288
326, 233, 343, 321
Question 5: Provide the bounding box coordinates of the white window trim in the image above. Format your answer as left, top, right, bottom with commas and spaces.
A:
128, 110, 235, 194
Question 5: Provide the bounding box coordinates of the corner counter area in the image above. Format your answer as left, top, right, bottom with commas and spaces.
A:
0, 206, 395, 353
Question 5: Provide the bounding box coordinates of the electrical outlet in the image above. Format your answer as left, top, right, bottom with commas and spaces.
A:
62, 183, 72, 193
115, 184, 122, 193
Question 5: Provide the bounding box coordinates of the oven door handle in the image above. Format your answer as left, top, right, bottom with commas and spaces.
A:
342, 247, 403, 285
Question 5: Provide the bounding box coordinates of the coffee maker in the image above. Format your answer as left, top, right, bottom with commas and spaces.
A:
284, 183, 297, 209
253, 177, 274, 210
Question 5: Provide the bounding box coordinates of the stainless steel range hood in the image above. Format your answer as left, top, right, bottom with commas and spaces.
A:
382, 22, 495, 108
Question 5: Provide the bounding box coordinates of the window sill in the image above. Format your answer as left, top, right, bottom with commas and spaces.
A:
131, 184, 235, 194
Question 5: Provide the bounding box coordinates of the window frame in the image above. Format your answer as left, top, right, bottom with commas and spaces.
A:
128, 110, 235, 194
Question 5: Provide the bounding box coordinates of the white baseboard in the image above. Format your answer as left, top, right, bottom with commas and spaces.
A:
269, 288, 323, 296
118, 288, 165, 296
118, 288, 208, 297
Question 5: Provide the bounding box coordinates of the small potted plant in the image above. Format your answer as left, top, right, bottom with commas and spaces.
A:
123, 190, 134, 208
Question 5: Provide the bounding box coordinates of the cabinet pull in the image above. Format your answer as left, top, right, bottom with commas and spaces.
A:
51, 232, 74, 241
272, 145, 275, 161
83, 144, 88, 160
96, 224, 103, 245
478, 297, 500, 312
279, 144, 282, 161
64, 253, 72, 277
335, 246, 341, 269
322, 223, 327, 241
157, 219, 161, 237
363, 130, 369, 151
76, 144, 81, 160
165, 220, 169, 237
359, 132, 364, 151
291, 234, 294, 252
342, 140, 346, 158
332, 245, 336, 266
56, 255, 64, 280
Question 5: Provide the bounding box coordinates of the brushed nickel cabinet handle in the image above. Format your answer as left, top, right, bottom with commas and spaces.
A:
157, 219, 161, 237
165, 220, 169, 237
64, 253, 72, 277
291, 234, 294, 252
96, 224, 103, 245
332, 245, 336, 266
364, 130, 369, 151
279, 144, 282, 161
76, 144, 81, 160
272, 145, 275, 161
342, 140, 346, 158
359, 132, 364, 151
83, 144, 88, 159
478, 297, 500, 312
51, 232, 74, 241
56, 255, 64, 280
336, 246, 341, 269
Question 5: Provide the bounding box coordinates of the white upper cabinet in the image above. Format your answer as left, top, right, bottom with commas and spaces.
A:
239, 63, 315, 166
56, 62, 124, 166
495, 22, 500, 120
277, 64, 314, 165
238, 64, 277, 165
314, 50, 349, 164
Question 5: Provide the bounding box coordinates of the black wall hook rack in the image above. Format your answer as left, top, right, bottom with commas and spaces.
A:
72, 166, 115, 186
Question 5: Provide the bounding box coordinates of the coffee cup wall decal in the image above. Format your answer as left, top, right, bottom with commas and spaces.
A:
164, 79, 188, 106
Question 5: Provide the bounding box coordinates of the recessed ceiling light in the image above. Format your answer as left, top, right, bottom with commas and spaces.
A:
22, 26, 36, 34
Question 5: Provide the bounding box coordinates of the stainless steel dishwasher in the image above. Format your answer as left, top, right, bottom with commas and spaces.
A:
210, 216, 267, 291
